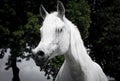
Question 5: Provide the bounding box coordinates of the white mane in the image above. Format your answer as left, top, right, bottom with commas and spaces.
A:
64, 17, 92, 68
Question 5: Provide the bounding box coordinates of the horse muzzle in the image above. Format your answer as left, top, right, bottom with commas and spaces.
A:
32, 49, 49, 67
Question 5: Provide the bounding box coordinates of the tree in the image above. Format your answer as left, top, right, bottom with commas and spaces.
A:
88, 0, 120, 81
0, 0, 40, 81
66, 0, 91, 41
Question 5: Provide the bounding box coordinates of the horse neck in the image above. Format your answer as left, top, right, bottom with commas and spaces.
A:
64, 17, 92, 70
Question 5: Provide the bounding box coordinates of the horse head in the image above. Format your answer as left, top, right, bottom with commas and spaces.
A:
32, 1, 70, 66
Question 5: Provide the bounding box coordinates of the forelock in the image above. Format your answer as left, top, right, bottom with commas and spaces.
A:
43, 12, 64, 29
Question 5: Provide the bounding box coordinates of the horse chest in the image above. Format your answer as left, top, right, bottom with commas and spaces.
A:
68, 62, 85, 81
55, 60, 85, 81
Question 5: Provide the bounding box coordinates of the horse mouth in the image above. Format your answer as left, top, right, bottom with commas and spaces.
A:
32, 55, 49, 68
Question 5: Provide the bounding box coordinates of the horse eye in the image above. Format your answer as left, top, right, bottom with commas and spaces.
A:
59, 29, 62, 33
56, 28, 63, 33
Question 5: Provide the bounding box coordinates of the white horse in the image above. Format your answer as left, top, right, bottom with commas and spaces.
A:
32, 1, 108, 81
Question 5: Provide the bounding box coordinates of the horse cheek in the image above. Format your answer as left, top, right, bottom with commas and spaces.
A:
59, 33, 69, 54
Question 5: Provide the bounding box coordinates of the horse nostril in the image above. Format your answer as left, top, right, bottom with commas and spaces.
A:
38, 51, 45, 56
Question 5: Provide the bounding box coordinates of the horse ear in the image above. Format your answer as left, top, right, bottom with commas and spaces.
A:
40, 4, 48, 19
57, 1, 65, 19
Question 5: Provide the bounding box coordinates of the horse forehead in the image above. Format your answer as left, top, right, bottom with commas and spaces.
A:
43, 12, 64, 29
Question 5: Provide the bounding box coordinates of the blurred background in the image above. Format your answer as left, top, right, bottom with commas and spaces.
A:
0, 0, 120, 81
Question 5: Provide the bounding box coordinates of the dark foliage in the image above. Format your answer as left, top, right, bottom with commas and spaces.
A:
88, 0, 120, 81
